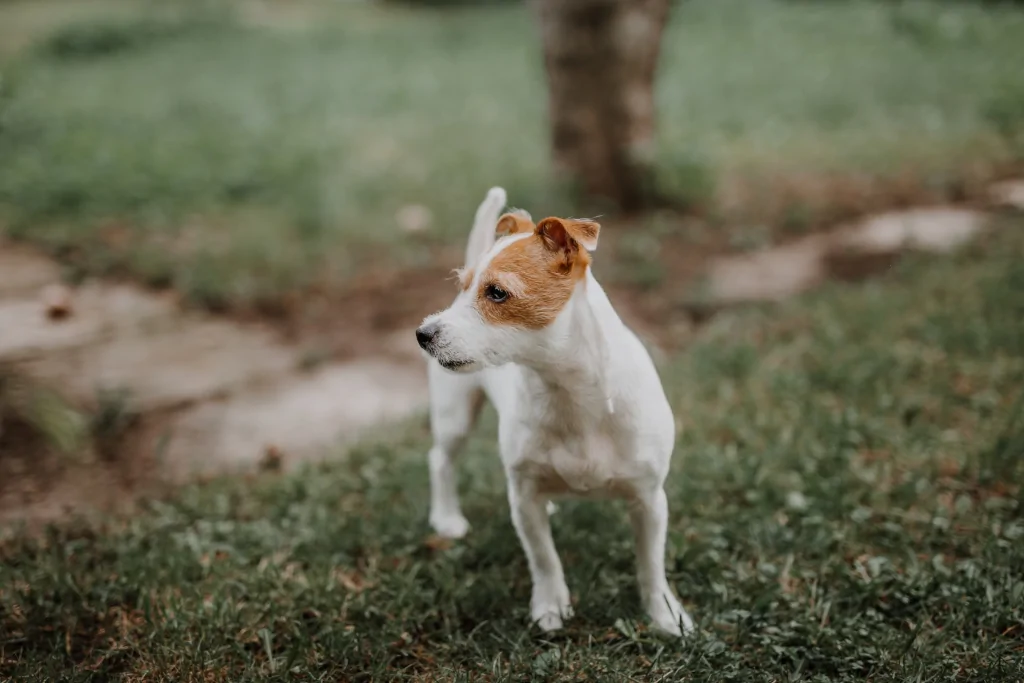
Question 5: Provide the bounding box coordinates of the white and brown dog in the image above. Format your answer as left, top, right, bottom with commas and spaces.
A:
416, 187, 693, 636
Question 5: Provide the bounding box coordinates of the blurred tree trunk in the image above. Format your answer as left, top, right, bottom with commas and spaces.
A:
535, 0, 671, 212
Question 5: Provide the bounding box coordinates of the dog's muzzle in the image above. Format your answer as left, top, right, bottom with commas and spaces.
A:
415, 322, 473, 371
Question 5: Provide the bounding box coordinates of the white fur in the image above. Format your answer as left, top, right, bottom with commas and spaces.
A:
418, 188, 694, 637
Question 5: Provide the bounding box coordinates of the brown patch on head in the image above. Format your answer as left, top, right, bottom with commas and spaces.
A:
491, 270, 527, 298
476, 217, 601, 329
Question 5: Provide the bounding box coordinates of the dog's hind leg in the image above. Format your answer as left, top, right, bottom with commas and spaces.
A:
426, 362, 484, 539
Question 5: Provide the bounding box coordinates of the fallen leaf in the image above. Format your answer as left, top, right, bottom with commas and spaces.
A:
333, 567, 373, 593
424, 534, 453, 552
260, 445, 283, 472
41, 283, 73, 320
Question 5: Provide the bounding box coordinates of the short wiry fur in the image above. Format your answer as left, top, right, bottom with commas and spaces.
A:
416, 187, 694, 636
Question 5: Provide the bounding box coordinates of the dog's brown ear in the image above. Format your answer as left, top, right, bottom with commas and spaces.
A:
496, 212, 534, 238
535, 217, 600, 254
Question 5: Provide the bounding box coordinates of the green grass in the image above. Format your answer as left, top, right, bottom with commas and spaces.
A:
1, 0, 1024, 310
3, 223, 1023, 681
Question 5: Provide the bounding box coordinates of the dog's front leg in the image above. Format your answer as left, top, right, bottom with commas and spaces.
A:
426, 370, 483, 539
629, 487, 694, 636
507, 475, 572, 632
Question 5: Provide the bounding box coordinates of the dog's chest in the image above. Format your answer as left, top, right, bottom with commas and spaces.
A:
519, 429, 636, 497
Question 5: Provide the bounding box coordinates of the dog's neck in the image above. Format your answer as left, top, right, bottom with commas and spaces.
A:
519, 271, 620, 418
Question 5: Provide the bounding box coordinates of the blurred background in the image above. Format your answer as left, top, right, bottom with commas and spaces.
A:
0, 0, 1023, 518
3, 2, 1024, 678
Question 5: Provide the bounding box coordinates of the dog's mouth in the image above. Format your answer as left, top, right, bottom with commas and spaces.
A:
439, 357, 473, 372
419, 344, 474, 372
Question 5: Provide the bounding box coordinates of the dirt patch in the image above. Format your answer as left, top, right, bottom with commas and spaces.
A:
836, 208, 986, 253
157, 355, 426, 479
0, 427, 158, 527
713, 163, 1013, 235
0, 240, 434, 526
23, 317, 297, 411
990, 179, 1024, 211
695, 207, 990, 307
702, 237, 829, 307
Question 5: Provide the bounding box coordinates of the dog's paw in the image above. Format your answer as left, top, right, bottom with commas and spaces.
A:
647, 594, 694, 637
429, 513, 470, 539
531, 583, 573, 633
533, 610, 565, 632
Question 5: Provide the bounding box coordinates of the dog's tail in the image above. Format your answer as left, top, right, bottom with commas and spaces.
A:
463, 186, 507, 269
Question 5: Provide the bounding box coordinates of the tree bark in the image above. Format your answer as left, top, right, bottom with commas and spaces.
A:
535, 0, 671, 212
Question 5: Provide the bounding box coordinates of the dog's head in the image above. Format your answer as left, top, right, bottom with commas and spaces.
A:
416, 213, 600, 373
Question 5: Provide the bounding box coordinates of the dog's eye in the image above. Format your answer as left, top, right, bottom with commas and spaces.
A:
485, 284, 509, 303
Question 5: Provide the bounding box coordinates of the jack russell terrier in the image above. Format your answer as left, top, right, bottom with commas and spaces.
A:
415, 187, 693, 636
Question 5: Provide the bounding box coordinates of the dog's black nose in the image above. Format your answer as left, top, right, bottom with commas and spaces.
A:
416, 323, 438, 349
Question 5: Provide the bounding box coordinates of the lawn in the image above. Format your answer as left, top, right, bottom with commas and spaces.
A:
2, 221, 1022, 681
1, 0, 1023, 310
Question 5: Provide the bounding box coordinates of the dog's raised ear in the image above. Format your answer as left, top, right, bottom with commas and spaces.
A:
495, 211, 535, 238
535, 217, 600, 254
